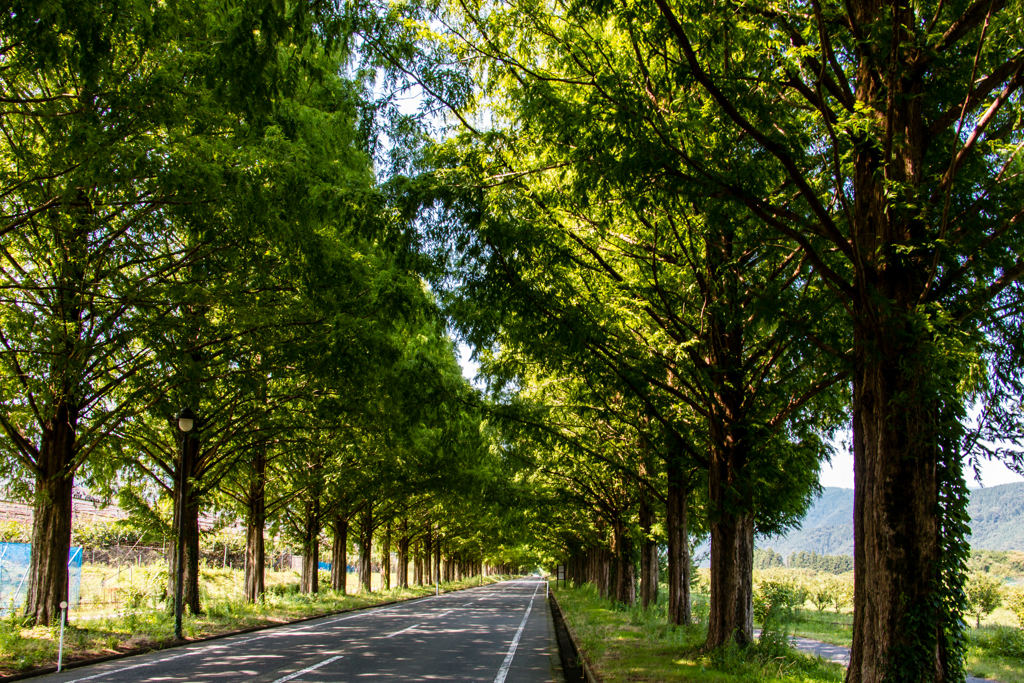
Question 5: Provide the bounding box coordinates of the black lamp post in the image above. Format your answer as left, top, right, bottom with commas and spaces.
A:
174, 407, 195, 640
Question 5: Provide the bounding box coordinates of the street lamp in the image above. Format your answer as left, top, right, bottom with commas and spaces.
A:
174, 408, 195, 640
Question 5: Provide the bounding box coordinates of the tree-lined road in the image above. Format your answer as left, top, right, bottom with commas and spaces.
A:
36, 579, 559, 683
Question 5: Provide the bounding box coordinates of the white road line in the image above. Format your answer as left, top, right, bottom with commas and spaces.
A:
269, 655, 343, 683
493, 582, 541, 683
62, 599, 422, 682
435, 610, 453, 618
384, 623, 420, 638
63, 650, 197, 682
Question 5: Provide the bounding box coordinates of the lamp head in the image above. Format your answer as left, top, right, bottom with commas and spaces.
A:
176, 407, 196, 433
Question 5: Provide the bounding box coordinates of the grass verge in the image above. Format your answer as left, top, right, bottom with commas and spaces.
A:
0, 570, 510, 677
779, 606, 1024, 683
554, 583, 845, 683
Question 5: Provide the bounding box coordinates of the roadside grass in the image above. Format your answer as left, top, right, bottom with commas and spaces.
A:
788, 608, 852, 647
554, 582, 845, 683
0, 569, 509, 676
781, 603, 1024, 683
966, 626, 1024, 683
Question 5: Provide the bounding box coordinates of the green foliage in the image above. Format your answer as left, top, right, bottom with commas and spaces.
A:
0, 522, 28, 544
754, 580, 803, 627
969, 549, 1024, 579
806, 577, 847, 614
1006, 589, 1024, 629
976, 627, 1024, 660
966, 572, 1005, 627
754, 548, 784, 570
785, 551, 853, 575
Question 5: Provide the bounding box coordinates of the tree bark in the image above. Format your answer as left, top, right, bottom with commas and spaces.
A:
397, 519, 409, 588
611, 520, 636, 606
847, 338, 944, 681
331, 516, 348, 593
433, 534, 441, 586
167, 434, 202, 615
359, 505, 373, 592
424, 526, 433, 584
705, 426, 754, 649
666, 451, 692, 625
243, 446, 266, 603
300, 497, 321, 594
639, 494, 658, 610
382, 521, 391, 591
24, 401, 77, 625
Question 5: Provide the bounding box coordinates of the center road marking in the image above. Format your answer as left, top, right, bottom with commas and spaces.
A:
435, 610, 453, 618
384, 623, 421, 638
270, 655, 343, 683
493, 582, 541, 683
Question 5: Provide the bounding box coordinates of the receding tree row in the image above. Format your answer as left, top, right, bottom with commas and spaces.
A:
369, 0, 1024, 680
0, 0, 540, 627
3, 0, 1023, 682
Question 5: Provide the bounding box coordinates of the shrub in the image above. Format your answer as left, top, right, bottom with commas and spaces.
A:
0, 520, 29, 543
830, 578, 852, 613
1005, 588, 1024, 629
965, 571, 1003, 628
809, 578, 835, 613
754, 580, 801, 626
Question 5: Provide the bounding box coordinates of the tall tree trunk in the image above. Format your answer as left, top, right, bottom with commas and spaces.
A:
639, 494, 658, 610
424, 527, 433, 584
841, 18, 958, 679
705, 429, 754, 649
847, 340, 945, 682
167, 434, 202, 615
611, 520, 636, 606
24, 402, 77, 625
382, 521, 391, 591
433, 535, 441, 586
397, 519, 409, 588
666, 450, 692, 625
359, 505, 373, 592
300, 497, 321, 594
243, 446, 266, 603
331, 516, 348, 593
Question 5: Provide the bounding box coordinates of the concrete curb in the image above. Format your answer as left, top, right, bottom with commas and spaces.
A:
0, 579, 507, 682
548, 589, 601, 683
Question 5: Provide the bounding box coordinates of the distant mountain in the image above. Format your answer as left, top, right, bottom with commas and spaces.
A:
967, 483, 1024, 550
755, 482, 1024, 558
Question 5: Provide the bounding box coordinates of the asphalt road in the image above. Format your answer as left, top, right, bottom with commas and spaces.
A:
34, 578, 561, 683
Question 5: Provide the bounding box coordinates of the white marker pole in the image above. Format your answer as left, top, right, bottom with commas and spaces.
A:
58, 600, 68, 672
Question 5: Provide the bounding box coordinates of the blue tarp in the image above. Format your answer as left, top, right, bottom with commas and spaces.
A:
318, 561, 331, 572
0, 542, 83, 615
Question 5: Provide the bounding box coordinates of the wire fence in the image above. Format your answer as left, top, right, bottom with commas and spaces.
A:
0, 542, 82, 616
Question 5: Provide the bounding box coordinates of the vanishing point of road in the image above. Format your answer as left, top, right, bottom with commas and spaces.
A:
33, 578, 562, 683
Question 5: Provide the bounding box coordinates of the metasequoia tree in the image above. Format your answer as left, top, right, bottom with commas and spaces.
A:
382, 0, 1021, 670
615, 0, 1023, 678
0, 0, 349, 625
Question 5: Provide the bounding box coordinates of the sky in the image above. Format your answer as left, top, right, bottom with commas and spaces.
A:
820, 435, 1024, 490
457, 342, 1024, 491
